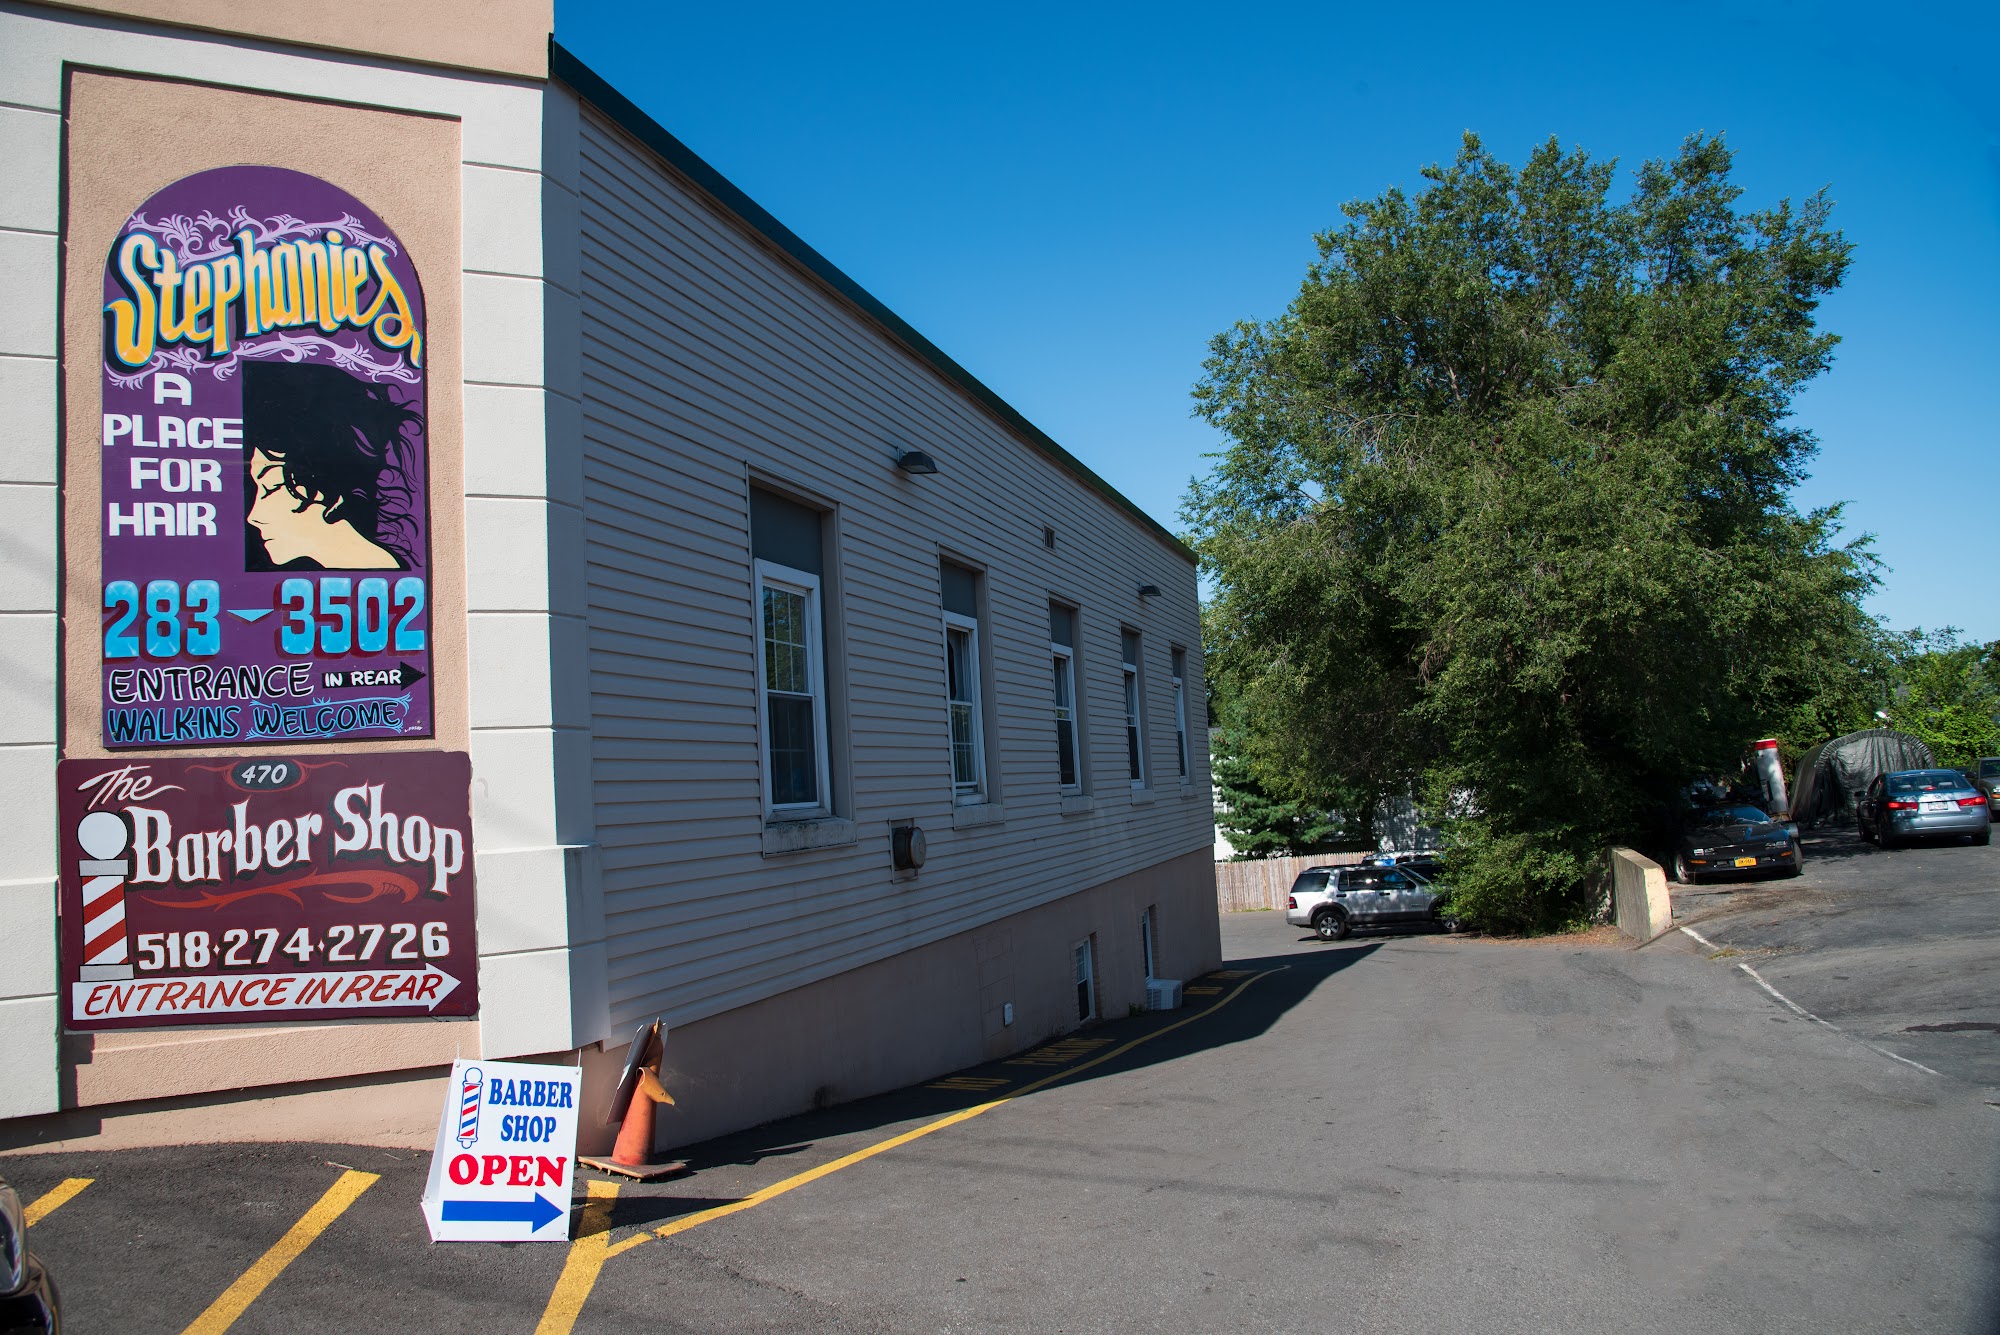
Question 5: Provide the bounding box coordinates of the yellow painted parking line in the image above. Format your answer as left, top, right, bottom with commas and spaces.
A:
534, 1179, 620, 1335
178, 1169, 378, 1335
1004, 1037, 1112, 1066
927, 1075, 1011, 1091
535, 966, 1283, 1333
23, 1178, 92, 1226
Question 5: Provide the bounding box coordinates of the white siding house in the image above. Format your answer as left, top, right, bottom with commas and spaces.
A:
0, 4, 1217, 1156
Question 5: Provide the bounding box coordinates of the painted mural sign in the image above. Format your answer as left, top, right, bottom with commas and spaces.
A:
57, 753, 477, 1031
98, 165, 433, 749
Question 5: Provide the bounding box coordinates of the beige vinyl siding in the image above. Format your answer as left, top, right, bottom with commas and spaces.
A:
576, 105, 1211, 1029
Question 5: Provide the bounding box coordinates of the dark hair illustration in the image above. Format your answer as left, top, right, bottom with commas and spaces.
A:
241, 361, 423, 571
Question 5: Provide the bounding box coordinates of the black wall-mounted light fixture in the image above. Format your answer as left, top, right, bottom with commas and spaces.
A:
1136, 583, 1162, 599
896, 449, 939, 475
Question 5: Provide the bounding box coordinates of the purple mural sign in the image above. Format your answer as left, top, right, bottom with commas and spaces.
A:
98, 166, 433, 748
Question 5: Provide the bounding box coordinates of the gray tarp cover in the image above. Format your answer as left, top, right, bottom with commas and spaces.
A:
1790, 729, 1935, 827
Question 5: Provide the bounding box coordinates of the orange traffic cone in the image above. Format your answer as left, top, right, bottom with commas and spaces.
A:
581, 1019, 689, 1181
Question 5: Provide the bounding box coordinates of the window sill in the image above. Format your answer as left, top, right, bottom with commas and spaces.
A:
1059, 793, 1095, 816
951, 802, 1007, 830
1130, 791, 1157, 807
761, 817, 856, 856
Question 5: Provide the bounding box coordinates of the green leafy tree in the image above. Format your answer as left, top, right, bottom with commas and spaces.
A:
1886, 628, 2000, 770
1185, 132, 1876, 930
1770, 609, 1894, 755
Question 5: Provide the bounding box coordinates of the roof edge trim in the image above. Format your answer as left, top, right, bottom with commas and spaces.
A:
548, 39, 1196, 566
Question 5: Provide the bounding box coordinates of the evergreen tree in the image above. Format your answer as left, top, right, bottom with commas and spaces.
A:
1210, 692, 1341, 858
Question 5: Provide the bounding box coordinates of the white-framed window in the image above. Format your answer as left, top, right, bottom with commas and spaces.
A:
940, 560, 989, 804
1122, 628, 1145, 789
1073, 936, 1097, 1022
754, 559, 830, 817
1052, 647, 1081, 792
1051, 602, 1082, 793
943, 610, 985, 800
1171, 647, 1189, 782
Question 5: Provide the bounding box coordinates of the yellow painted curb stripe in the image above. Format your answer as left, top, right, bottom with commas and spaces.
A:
178, 1168, 378, 1335
603, 1096, 1004, 1258
23, 1177, 92, 1227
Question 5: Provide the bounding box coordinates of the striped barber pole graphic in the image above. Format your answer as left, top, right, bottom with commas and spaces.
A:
76, 811, 134, 983
456, 1066, 483, 1148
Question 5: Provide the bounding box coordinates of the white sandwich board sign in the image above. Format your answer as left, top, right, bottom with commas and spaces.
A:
421, 1058, 581, 1242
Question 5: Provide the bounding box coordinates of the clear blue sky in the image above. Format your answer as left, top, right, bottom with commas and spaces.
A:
558, 1, 2000, 641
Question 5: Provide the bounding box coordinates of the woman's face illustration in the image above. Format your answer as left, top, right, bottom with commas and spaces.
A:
247, 448, 325, 565
247, 448, 399, 569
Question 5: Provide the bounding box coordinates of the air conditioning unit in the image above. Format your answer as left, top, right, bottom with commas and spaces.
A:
1145, 978, 1183, 1011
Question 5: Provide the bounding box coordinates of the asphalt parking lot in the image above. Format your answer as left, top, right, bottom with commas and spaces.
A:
8, 912, 1998, 1333
1672, 822, 2000, 1086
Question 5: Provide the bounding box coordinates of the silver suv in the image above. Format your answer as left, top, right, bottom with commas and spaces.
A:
1284, 863, 1443, 941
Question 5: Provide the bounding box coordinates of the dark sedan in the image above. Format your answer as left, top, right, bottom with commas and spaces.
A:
1859, 769, 1991, 848
1672, 804, 1802, 883
1967, 757, 2000, 806
1, 1175, 60, 1333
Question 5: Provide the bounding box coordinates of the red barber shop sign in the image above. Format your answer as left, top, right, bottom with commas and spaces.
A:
57, 752, 477, 1030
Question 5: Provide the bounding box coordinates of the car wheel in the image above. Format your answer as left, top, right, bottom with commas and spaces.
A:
1976, 826, 1992, 847
1313, 909, 1350, 942
1784, 839, 1804, 877
1673, 853, 1696, 884
1878, 827, 1897, 850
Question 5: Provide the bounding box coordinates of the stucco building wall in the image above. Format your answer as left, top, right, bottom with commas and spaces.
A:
0, 0, 573, 1120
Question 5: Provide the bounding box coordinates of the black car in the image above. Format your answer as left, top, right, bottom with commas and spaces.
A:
1968, 757, 2000, 806
0, 1175, 61, 1333
1360, 852, 1445, 883
1672, 804, 1801, 883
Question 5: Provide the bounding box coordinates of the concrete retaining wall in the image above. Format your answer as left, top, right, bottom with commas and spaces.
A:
1609, 848, 1672, 941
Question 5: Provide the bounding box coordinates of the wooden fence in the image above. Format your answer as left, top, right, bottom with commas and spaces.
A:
1213, 852, 1368, 913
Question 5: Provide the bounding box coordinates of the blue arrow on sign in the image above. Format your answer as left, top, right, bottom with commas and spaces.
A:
441, 1194, 565, 1231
